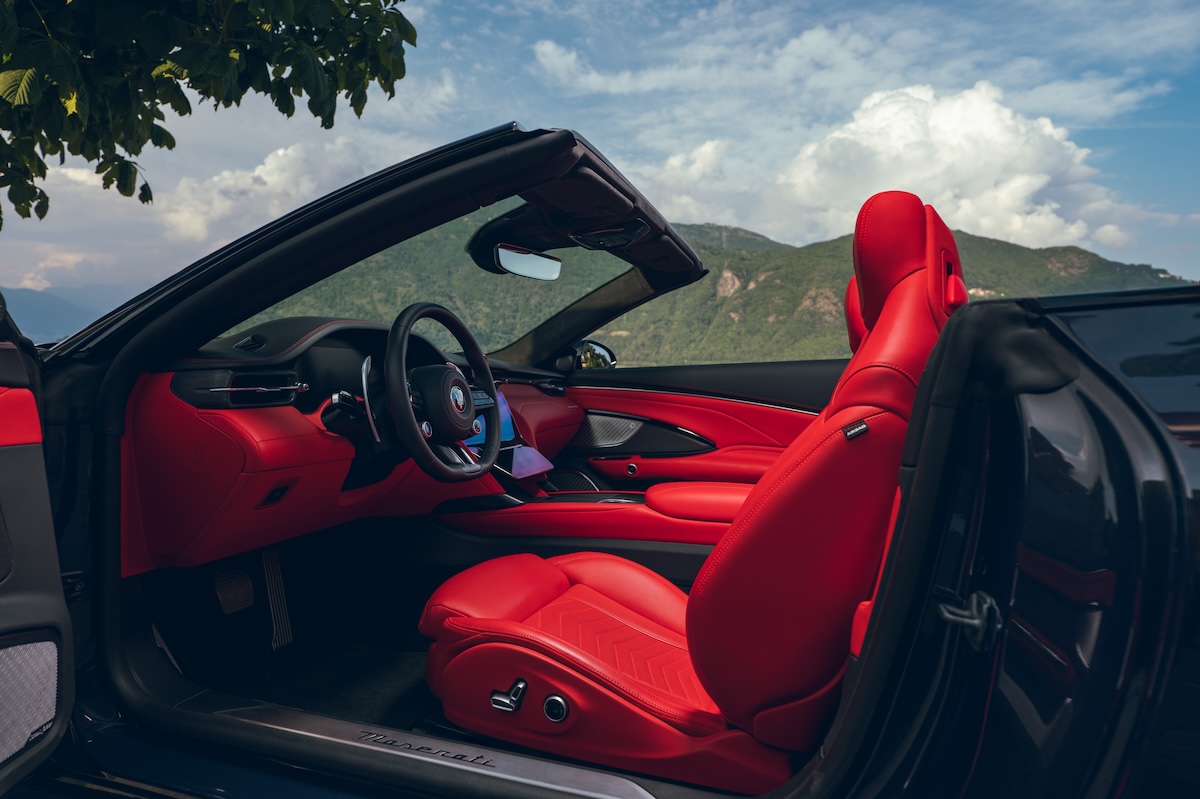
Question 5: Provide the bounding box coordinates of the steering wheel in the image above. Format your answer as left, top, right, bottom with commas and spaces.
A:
384, 303, 501, 482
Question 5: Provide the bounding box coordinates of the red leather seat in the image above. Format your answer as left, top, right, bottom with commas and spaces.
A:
419, 191, 967, 793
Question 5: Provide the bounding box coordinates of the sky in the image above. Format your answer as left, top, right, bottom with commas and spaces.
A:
3, 0, 1199, 301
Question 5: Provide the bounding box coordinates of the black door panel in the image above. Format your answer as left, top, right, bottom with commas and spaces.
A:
0, 294, 73, 794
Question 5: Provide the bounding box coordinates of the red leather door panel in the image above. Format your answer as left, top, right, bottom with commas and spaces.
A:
563, 386, 816, 486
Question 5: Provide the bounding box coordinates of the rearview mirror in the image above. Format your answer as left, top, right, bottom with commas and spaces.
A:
495, 245, 562, 281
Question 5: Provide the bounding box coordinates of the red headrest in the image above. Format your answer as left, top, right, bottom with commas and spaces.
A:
843, 276, 867, 353
852, 191, 966, 332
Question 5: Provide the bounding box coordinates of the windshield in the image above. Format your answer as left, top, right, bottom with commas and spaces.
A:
233, 204, 630, 353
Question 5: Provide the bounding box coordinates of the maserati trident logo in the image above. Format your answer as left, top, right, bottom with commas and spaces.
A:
450, 385, 466, 412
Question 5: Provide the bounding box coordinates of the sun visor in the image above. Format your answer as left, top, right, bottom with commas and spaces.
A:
626, 233, 695, 273
526, 166, 634, 219
466, 133, 703, 285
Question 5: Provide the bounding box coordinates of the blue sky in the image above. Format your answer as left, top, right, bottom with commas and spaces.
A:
3, 0, 1198, 296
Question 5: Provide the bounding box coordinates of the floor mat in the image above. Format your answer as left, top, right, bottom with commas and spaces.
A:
204, 641, 438, 730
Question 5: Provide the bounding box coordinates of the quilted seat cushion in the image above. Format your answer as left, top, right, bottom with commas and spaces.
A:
419, 551, 724, 736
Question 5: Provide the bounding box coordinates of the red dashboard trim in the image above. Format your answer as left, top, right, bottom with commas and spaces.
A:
566, 387, 814, 449
121, 373, 507, 574
588, 445, 782, 484
439, 500, 728, 546
499, 383, 584, 459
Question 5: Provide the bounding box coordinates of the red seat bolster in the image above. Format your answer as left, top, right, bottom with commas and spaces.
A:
445, 609, 725, 736
419, 553, 568, 634
421, 553, 722, 735
548, 552, 690, 636
687, 407, 908, 738
438, 643, 791, 795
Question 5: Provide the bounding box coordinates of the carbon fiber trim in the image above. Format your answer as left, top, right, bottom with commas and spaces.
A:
568, 414, 644, 449
546, 469, 601, 491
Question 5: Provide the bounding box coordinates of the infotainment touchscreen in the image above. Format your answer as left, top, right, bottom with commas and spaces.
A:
464, 392, 555, 479
463, 391, 517, 447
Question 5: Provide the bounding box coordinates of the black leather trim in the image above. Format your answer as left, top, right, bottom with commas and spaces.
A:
569, 359, 848, 412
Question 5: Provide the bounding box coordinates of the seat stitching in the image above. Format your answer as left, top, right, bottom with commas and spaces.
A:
852, 361, 920, 387
446, 617, 725, 734
545, 589, 688, 650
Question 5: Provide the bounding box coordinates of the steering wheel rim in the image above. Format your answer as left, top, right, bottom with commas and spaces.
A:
384, 302, 501, 482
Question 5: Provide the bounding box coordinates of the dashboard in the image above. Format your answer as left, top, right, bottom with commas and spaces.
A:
120, 318, 584, 575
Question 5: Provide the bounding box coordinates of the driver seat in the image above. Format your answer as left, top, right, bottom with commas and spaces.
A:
418, 191, 967, 794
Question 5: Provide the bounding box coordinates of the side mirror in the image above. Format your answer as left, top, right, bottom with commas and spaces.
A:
555, 340, 616, 372
495, 244, 562, 281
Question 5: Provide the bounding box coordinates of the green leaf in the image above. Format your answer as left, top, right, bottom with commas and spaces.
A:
46, 45, 80, 93
33, 191, 48, 219
0, 0, 419, 230
7, 179, 36, 212
152, 60, 188, 80
159, 81, 192, 116
270, 78, 295, 115
149, 124, 175, 149
307, 91, 334, 127
116, 160, 136, 197
0, 68, 43, 106
138, 182, 153, 204
288, 44, 328, 100
170, 44, 212, 74
397, 14, 417, 46
349, 82, 366, 116
135, 14, 172, 58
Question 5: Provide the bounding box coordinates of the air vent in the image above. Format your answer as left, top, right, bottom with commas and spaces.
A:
171, 370, 305, 409
234, 334, 267, 353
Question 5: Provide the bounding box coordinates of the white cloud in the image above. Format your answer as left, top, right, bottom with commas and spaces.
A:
640, 82, 1177, 259
1009, 74, 1173, 125
400, 1, 438, 26
770, 82, 1148, 250
16, 249, 123, 291
6, 0, 1198, 290
1010, 0, 1200, 63
157, 137, 376, 244
53, 167, 102, 187
663, 140, 732, 182
1093, 224, 1132, 248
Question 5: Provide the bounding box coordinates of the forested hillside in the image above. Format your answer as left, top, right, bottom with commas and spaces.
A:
597, 224, 1188, 365
234, 209, 1189, 366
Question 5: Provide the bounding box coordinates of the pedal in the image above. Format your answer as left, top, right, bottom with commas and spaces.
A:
262, 549, 294, 651
213, 569, 255, 615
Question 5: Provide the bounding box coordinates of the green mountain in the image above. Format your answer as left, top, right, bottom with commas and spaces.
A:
237, 209, 1189, 367
593, 224, 1188, 366
235, 204, 627, 353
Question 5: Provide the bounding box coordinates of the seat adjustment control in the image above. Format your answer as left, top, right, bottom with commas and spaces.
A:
491, 679, 527, 712
543, 694, 569, 723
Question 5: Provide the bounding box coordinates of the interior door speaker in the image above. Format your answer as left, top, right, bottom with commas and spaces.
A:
0, 633, 58, 768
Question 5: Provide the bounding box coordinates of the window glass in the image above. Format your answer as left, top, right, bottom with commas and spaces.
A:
589, 224, 1192, 369
592, 230, 856, 366
234, 205, 629, 353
